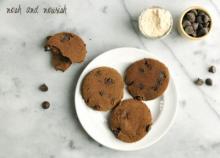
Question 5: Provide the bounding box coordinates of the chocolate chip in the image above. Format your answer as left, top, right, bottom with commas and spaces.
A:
190, 9, 198, 16
112, 128, 121, 137
44, 45, 51, 51
134, 96, 143, 100
197, 27, 208, 37
144, 59, 152, 69
61, 33, 71, 42
203, 22, 210, 28
39, 84, 48, 92
184, 25, 194, 35
159, 72, 166, 79
192, 23, 199, 31
194, 78, 204, 86
138, 83, 144, 90
198, 23, 203, 29
152, 72, 166, 91
99, 90, 104, 96
85, 98, 90, 103
203, 15, 210, 23
182, 20, 191, 28
198, 11, 206, 16
146, 124, 151, 132
95, 70, 102, 76
42, 101, 50, 109
121, 111, 129, 119
93, 105, 101, 110
208, 66, 216, 73
191, 32, 197, 37
104, 78, 114, 85
111, 98, 115, 105
46, 36, 52, 40
186, 12, 196, 22
205, 78, 213, 86
50, 46, 60, 54
196, 16, 203, 23
139, 68, 145, 73
125, 78, 134, 86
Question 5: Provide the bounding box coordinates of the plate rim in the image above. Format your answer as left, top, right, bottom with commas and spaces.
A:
74, 47, 178, 151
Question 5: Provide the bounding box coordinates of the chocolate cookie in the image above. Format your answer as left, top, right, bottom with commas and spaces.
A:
110, 99, 152, 143
125, 58, 169, 100
82, 67, 124, 111
45, 32, 87, 71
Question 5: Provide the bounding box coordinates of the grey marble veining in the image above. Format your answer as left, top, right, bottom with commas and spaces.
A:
0, 0, 220, 158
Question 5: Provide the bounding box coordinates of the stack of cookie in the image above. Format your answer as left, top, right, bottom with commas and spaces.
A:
81, 58, 169, 143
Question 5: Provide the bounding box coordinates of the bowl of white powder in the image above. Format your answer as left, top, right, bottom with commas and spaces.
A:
138, 7, 173, 39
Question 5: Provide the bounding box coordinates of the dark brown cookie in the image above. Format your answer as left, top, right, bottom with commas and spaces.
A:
51, 52, 72, 72
45, 32, 87, 71
110, 99, 152, 143
125, 58, 169, 100
82, 67, 124, 111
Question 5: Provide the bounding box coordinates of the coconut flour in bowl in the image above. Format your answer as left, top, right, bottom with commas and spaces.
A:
139, 7, 173, 39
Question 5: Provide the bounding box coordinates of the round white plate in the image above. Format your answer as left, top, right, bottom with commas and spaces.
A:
75, 47, 177, 151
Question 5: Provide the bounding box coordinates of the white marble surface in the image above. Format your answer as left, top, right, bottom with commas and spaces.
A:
0, 0, 220, 157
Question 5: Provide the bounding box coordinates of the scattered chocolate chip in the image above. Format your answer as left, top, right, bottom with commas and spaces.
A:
44, 45, 51, 51
205, 78, 213, 86
184, 25, 194, 35
104, 78, 114, 85
194, 78, 204, 86
112, 128, 121, 137
182, 20, 191, 28
208, 66, 216, 73
42, 101, 50, 109
39, 84, 48, 92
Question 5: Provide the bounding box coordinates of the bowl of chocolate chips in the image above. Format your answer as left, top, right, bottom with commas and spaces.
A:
178, 6, 212, 40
